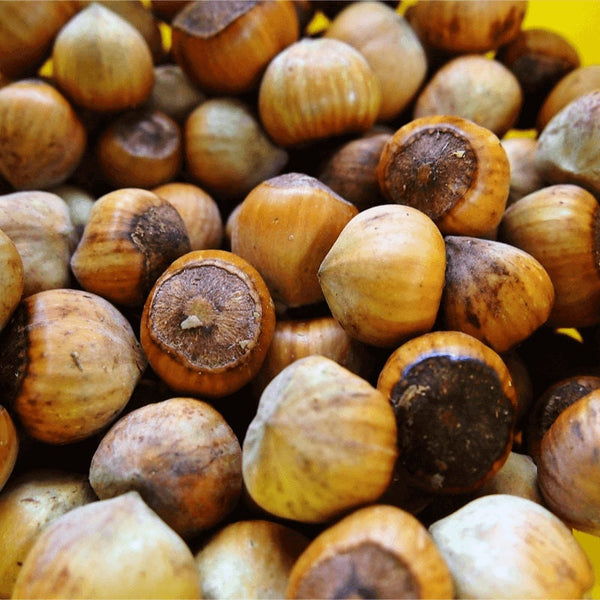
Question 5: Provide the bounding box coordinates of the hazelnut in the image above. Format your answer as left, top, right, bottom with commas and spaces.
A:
501, 136, 545, 206
429, 494, 594, 599
171, 0, 300, 95
0, 227, 24, 332
70, 188, 191, 307
184, 96, 288, 204
0, 288, 147, 445
496, 27, 580, 130
406, 0, 527, 55
140, 249, 276, 398
377, 115, 510, 237
0, 0, 77, 79
90, 397, 242, 539
537, 64, 600, 131
0, 190, 76, 297
0, 79, 86, 190
258, 37, 381, 147
377, 330, 517, 494
441, 235, 555, 353
0, 405, 18, 492
96, 108, 183, 189
318, 204, 446, 348
498, 184, 600, 328
52, 3, 155, 112
535, 90, 600, 197
194, 519, 310, 599
0, 468, 97, 598
413, 55, 523, 138
12, 491, 201, 599
287, 504, 454, 599
242, 355, 398, 523
230, 172, 358, 309
324, 1, 427, 122
152, 181, 224, 251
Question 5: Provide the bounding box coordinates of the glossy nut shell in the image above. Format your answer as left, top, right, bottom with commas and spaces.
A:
258, 37, 381, 147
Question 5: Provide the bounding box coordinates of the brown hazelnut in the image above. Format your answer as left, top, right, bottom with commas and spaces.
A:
194, 519, 310, 599
0, 288, 147, 445
537, 64, 600, 131
96, 108, 183, 189
0, 0, 78, 79
318, 204, 446, 348
152, 181, 224, 251
140, 249, 276, 398
230, 172, 358, 309
441, 235, 555, 353
413, 55, 523, 138
501, 136, 545, 206
171, 0, 300, 95
0, 405, 18, 492
258, 37, 381, 147
287, 504, 454, 599
242, 355, 398, 523
496, 27, 580, 130
317, 131, 392, 211
377, 115, 510, 237
12, 491, 201, 599
0, 228, 23, 332
324, 1, 428, 122
429, 494, 594, 599
70, 188, 191, 307
52, 3, 155, 112
377, 330, 517, 495
90, 397, 242, 539
535, 90, 600, 197
184, 97, 288, 203
0, 79, 86, 190
498, 184, 600, 328
406, 0, 527, 55
0, 468, 98, 598
0, 191, 76, 297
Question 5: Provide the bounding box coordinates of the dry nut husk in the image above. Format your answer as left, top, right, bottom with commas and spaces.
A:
242, 355, 398, 523
429, 494, 594, 599
12, 491, 201, 599
0, 288, 147, 445
89, 397, 242, 539
318, 204, 446, 348
287, 504, 454, 599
